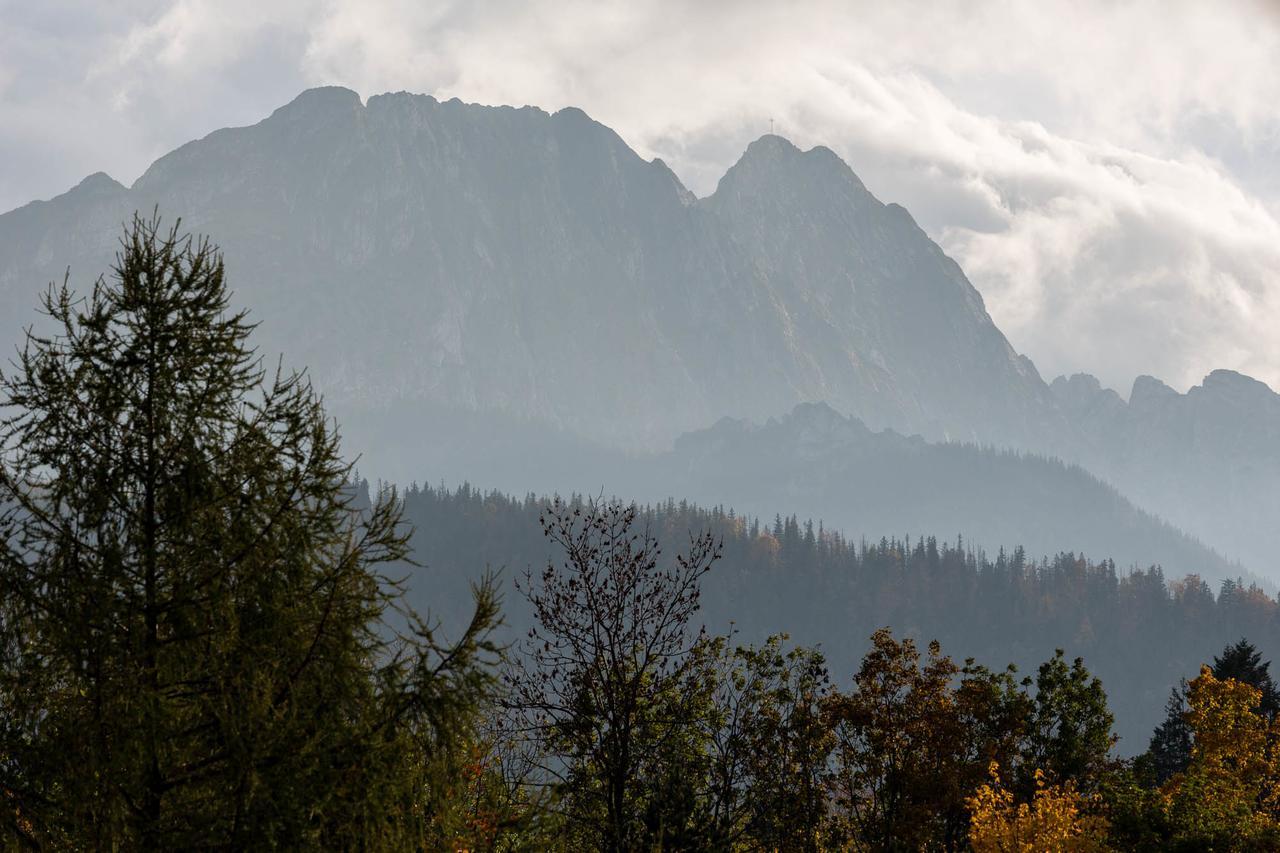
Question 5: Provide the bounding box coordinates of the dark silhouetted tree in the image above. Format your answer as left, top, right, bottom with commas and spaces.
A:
1145, 637, 1280, 787
507, 497, 720, 852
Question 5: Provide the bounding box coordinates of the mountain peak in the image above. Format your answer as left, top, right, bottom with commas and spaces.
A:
788, 400, 846, 425
1129, 374, 1178, 406
1052, 373, 1104, 395
270, 86, 363, 121
1190, 369, 1278, 408
72, 171, 124, 195
1200, 368, 1275, 396
1049, 373, 1125, 419
744, 133, 801, 156
713, 134, 867, 198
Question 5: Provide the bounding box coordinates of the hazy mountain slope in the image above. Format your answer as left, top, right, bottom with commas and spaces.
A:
0, 86, 1057, 452
378, 402, 1242, 589
1052, 370, 1280, 575
630, 403, 1245, 587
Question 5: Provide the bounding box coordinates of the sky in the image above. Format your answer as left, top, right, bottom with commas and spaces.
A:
3, 0, 1280, 395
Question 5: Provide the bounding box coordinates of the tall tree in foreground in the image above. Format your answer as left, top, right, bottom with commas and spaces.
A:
0, 214, 500, 849
1022, 650, 1115, 793
1159, 666, 1280, 849
824, 629, 1033, 851
699, 634, 833, 850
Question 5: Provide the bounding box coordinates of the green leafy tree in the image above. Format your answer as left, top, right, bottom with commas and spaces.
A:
0, 214, 500, 849
1022, 650, 1115, 792
697, 633, 832, 851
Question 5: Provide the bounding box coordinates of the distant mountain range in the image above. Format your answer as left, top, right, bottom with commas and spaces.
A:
633, 402, 1244, 583
0, 86, 1275, 581
1052, 370, 1280, 576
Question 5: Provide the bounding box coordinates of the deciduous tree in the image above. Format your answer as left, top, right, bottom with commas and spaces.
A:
507, 497, 719, 852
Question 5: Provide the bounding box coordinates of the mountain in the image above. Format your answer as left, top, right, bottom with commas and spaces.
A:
1052, 370, 1280, 575
0, 86, 1275, 578
630, 402, 1245, 587
0, 86, 1057, 453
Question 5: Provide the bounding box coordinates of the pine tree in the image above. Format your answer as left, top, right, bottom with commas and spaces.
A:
1146, 682, 1194, 784
0, 214, 500, 849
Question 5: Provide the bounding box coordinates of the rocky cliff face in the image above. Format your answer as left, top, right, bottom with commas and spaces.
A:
702, 136, 1059, 447
1052, 370, 1280, 575
0, 87, 1058, 451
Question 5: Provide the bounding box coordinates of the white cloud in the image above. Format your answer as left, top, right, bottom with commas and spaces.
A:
3, 0, 1280, 392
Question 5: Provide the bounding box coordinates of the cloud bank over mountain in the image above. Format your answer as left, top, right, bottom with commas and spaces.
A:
3, 0, 1280, 394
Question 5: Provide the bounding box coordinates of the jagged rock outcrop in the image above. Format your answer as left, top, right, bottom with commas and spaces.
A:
1051, 370, 1280, 575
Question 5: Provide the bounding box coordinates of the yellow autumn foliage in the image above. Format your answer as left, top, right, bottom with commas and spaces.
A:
968, 762, 1109, 852
1159, 666, 1280, 845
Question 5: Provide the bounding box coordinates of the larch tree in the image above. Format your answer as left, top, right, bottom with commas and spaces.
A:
0, 214, 500, 849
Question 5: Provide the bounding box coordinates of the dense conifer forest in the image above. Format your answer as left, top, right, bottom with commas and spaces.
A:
397, 480, 1280, 751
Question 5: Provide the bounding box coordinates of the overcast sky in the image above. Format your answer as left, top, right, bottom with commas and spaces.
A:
3, 0, 1279, 394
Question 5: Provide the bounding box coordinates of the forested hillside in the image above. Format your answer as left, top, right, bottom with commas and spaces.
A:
635, 402, 1249, 587
396, 480, 1279, 750
354, 402, 1247, 587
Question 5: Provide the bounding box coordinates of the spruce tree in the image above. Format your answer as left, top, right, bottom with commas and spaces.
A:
1146, 681, 1194, 784
1212, 638, 1280, 718
0, 214, 499, 849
